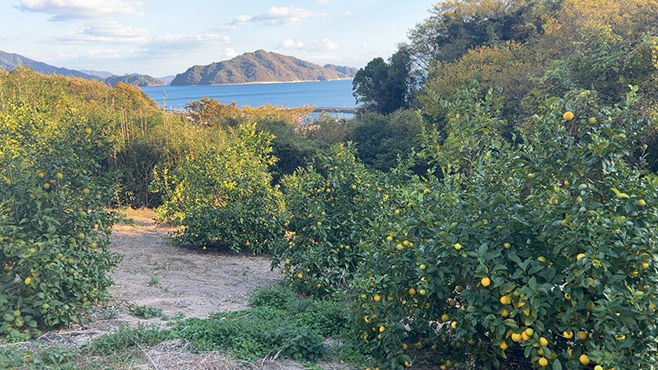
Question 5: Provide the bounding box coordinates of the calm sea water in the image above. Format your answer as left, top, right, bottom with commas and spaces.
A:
140, 79, 357, 111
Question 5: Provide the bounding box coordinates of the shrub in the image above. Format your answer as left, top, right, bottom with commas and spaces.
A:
152, 122, 285, 254
0, 101, 121, 339
351, 87, 658, 369
273, 143, 382, 297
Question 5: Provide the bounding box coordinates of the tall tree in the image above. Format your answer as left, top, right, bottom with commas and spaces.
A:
352, 48, 414, 115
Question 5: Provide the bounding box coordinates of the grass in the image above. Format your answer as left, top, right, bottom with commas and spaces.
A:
0, 285, 355, 370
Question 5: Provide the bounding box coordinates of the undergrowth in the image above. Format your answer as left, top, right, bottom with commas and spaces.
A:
0, 285, 353, 369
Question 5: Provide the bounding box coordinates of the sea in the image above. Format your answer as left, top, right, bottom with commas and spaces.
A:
139, 79, 357, 114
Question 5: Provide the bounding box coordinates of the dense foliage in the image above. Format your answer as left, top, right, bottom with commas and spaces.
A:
0, 99, 121, 340
152, 122, 285, 254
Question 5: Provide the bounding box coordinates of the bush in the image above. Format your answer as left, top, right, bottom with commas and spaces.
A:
0, 101, 121, 339
273, 143, 383, 297
152, 122, 285, 254
351, 88, 658, 369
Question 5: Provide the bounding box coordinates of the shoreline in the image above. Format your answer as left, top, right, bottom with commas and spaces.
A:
168, 78, 353, 87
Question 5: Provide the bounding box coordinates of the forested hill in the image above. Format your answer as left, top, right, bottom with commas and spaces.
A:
0, 50, 97, 80
104, 74, 167, 87
171, 50, 358, 85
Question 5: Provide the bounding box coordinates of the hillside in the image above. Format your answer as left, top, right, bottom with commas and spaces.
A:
105, 74, 167, 87
171, 50, 356, 85
0, 50, 97, 79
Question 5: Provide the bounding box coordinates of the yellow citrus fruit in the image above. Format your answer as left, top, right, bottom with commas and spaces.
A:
85, 127, 92, 135
563, 111, 574, 120
525, 328, 534, 337
577, 253, 586, 260
538, 348, 544, 355
511, 332, 522, 342
43, 182, 50, 189
409, 287, 416, 295
38, 171, 45, 177
386, 235, 393, 241
563, 330, 573, 339
499, 341, 508, 350
522, 331, 530, 341
615, 334, 626, 341
500, 295, 512, 305
441, 314, 450, 322
374, 294, 381, 302
82, 188, 90, 195
402, 343, 408, 350
481, 277, 491, 287
579, 354, 590, 365
396, 244, 403, 251
364, 315, 369, 323
454, 243, 462, 250
638, 199, 647, 206
24, 277, 31, 285
379, 325, 385, 332
297, 273, 303, 279
419, 289, 427, 295
577, 331, 588, 340
55, 172, 63, 180
538, 357, 548, 367
594, 366, 603, 370
500, 308, 509, 317
451, 321, 457, 329
503, 242, 511, 249
537, 256, 547, 263
539, 336, 548, 346
588, 117, 597, 124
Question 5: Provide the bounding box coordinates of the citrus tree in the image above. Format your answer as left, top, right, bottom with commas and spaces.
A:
272, 143, 384, 297
0, 101, 121, 340
351, 87, 658, 369
152, 122, 285, 254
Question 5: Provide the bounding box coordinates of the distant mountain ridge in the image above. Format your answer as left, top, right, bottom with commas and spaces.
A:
0, 50, 97, 80
0, 50, 166, 86
171, 50, 358, 85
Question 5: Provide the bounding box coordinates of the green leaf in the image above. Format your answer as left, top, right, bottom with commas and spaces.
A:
552, 359, 562, 370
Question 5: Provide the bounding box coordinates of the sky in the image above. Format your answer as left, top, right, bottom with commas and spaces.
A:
0, 0, 436, 78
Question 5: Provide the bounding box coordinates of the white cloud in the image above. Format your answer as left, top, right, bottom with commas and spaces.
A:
279, 37, 339, 51
251, 6, 317, 26
136, 33, 231, 58
53, 20, 148, 44
224, 48, 237, 58
280, 38, 304, 49
231, 15, 251, 25
18, 0, 143, 21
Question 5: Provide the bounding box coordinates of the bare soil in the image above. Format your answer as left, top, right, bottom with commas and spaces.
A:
107, 208, 282, 319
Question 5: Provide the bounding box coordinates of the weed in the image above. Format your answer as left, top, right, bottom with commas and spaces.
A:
147, 277, 159, 286
88, 323, 171, 355
248, 285, 296, 310
128, 304, 163, 319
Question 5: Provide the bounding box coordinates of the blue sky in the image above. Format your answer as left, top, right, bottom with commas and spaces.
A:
1, 0, 435, 77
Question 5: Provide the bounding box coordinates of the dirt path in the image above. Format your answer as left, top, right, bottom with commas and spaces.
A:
107, 208, 282, 319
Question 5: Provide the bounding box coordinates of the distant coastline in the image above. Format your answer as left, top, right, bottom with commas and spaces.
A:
166, 77, 353, 87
